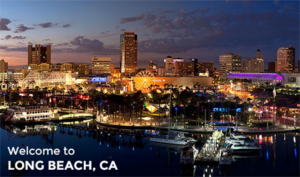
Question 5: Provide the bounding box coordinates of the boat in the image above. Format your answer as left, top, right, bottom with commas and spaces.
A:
225, 130, 258, 145
180, 144, 199, 164
225, 136, 259, 145
150, 141, 187, 152
0, 105, 54, 123
150, 90, 196, 145
226, 140, 262, 154
219, 149, 232, 165
150, 132, 190, 145
232, 154, 261, 162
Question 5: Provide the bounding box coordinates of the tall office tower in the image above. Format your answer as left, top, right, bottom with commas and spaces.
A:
165, 55, 175, 73
241, 58, 264, 73
254, 49, 264, 70
197, 61, 214, 74
78, 64, 90, 75
28, 44, 51, 65
92, 57, 111, 74
276, 46, 295, 73
120, 32, 138, 75
0, 59, 8, 73
219, 53, 241, 78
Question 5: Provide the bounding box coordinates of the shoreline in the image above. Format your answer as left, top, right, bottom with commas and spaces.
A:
96, 121, 300, 134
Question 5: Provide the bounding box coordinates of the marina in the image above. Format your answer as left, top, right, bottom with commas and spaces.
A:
0, 122, 299, 176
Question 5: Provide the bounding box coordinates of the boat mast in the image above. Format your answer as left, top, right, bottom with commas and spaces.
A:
168, 85, 172, 138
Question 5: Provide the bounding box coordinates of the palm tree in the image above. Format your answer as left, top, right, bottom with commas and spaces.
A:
234, 96, 240, 129
224, 101, 231, 127
220, 97, 225, 126
285, 100, 292, 128
35, 86, 39, 92
4, 79, 9, 91
242, 101, 248, 130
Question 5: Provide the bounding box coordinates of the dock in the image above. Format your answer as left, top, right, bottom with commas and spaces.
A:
195, 136, 225, 164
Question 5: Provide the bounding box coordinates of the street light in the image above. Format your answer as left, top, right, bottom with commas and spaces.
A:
100, 102, 103, 122
70, 97, 72, 113
133, 106, 135, 126
107, 104, 110, 124
119, 105, 121, 125
175, 107, 178, 128
204, 109, 206, 131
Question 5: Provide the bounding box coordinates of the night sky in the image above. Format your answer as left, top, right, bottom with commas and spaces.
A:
0, 0, 299, 69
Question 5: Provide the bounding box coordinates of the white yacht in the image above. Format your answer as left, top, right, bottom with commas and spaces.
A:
226, 141, 262, 154
150, 132, 190, 145
180, 144, 199, 164
219, 149, 232, 165
225, 132, 258, 145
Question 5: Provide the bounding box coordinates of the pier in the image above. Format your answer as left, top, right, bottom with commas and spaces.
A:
195, 132, 225, 164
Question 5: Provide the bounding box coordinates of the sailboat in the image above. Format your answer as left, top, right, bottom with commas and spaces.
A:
150, 89, 195, 145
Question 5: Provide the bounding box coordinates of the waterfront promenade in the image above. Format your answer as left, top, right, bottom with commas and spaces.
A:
95, 116, 300, 134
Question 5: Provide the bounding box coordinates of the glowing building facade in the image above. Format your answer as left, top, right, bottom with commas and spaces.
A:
120, 32, 138, 75
28, 44, 51, 65
219, 53, 241, 78
276, 46, 295, 73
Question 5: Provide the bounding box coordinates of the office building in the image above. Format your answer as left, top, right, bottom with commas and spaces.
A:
0, 59, 8, 73
60, 63, 77, 72
242, 58, 264, 73
78, 64, 90, 76
197, 61, 214, 75
120, 32, 138, 75
148, 61, 158, 70
276, 46, 295, 73
268, 62, 276, 72
175, 61, 196, 76
165, 55, 175, 74
28, 44, 51, 65
219, 53, 241, 78
38, 63, 54, 72
163, 57, 184, 67
92, 57, 111, 75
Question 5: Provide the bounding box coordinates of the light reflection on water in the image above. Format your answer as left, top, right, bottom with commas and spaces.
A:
0, 123, 299, 176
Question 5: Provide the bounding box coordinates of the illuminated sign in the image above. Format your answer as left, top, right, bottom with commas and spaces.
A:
213, 108, 241, 112
92, 77, 106, 82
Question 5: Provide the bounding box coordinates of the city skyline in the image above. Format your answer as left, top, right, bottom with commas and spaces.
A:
0, 0, 299, 69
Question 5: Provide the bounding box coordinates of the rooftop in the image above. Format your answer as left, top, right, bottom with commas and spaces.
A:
227, 73, 283, 80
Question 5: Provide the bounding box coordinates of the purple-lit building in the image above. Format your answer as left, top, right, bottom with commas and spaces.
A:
227, 73, 283, 85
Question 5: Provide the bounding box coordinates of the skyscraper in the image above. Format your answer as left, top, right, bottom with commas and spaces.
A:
120, 32, 138, 75
219, 53, 241, 78
92, 57, 111, 74
0, 59, 8, 73
241, 49, 264, 73
28, 44, 51, 65
276, 46, 295, 73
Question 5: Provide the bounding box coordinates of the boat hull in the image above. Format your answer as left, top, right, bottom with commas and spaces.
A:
150, 137, 188, 145
231, 149, 261, 154
219, 158, 232, 165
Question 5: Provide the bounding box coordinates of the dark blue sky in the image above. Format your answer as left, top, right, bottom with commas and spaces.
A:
0, 0, 299, 68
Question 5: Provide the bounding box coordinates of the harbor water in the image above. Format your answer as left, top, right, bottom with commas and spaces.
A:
0, 123, 299, 176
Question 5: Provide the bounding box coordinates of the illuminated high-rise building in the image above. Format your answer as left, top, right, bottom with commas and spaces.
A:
276, 46, 295, 73
92, 57, 111, 74
28, 44, 51, 65
219, 53, 241, 78
120, 32, 138, 75
0, 59, 8, 73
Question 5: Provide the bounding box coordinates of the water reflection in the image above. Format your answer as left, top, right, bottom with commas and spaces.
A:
0, 122, 299, 176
